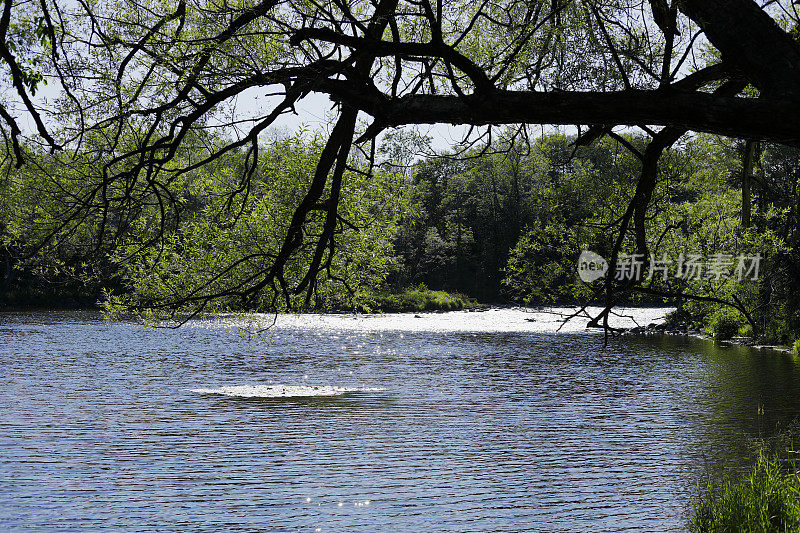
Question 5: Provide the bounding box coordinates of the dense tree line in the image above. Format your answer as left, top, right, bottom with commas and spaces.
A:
2, 128, 796, 345
387, 133, 799, 344
0, 132, 408, 313
389, 134, 619, 301
3, 0, 800, 325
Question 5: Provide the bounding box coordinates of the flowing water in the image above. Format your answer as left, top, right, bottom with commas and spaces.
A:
2, 307, 800, 532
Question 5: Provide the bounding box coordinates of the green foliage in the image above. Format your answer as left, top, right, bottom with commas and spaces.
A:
350, 286, 481, 313
502, 225, 590, 304
109, 132, 408, 313
2, 131, 409, 314
622, 136, 800, 341
3, 9, 56, 96
689, 452, 800, 532
764, 321, 797, 348
705, 308, 744, 340
393, 133, 637, 303
391, 130, 800, 335
4, 123, 800, 333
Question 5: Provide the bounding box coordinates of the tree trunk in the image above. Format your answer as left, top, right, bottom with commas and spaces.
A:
677, 0, 800, 98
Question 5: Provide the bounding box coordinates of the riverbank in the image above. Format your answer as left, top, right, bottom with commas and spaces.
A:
623, 322, 797, 355
0, 286, 487, 315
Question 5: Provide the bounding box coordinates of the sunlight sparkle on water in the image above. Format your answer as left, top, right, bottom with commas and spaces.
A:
188, 385, 384, 398
222, 307, 673, 334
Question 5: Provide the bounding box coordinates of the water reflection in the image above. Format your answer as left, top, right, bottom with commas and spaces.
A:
1, 309, 799, 531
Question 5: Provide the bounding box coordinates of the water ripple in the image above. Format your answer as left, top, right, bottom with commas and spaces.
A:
1, 309, 799, 531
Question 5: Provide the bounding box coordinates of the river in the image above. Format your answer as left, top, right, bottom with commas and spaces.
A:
2, 307, 799, 531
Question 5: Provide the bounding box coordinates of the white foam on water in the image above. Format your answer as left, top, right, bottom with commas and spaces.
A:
189, 384, 384, 398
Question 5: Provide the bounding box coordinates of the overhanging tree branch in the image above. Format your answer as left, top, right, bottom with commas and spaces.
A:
316, 83, 800, 144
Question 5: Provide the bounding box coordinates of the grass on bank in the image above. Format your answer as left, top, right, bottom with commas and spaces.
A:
349, 287, 483, 313
690, 452, 800, 532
